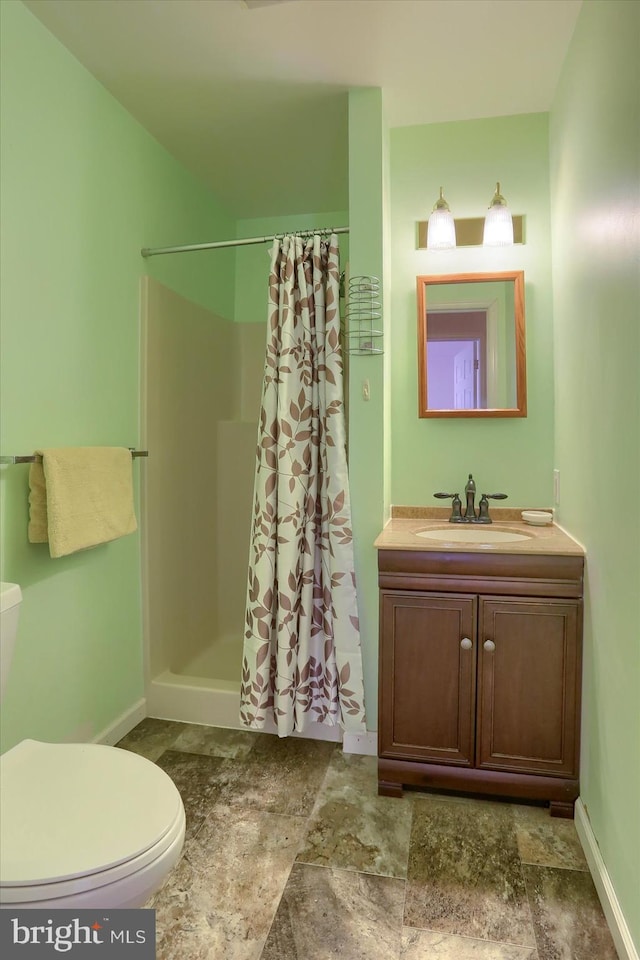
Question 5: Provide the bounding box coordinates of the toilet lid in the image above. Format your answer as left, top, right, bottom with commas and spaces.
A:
0, 740, 184, 887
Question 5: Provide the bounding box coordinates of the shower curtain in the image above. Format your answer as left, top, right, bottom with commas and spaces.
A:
240, 233, 366, 738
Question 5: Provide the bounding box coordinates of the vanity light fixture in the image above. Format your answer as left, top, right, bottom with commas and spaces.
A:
426, 187, 456, 250
483, 182, 514, 247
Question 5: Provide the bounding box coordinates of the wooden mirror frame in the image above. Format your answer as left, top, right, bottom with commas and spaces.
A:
417, 270, 527, 418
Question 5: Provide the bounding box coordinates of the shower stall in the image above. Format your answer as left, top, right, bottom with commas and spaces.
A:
141, 276, 265, 729
140, 232, 354, 743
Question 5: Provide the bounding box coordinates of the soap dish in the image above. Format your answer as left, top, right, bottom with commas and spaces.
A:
521, 510, 553, 526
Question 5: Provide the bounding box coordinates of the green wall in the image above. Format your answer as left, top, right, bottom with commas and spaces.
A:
347, 89, 389, 730
234, 211, 349, 325
390, 113, 554, 507
0, 0, 236, 751
550, 0, 640, 948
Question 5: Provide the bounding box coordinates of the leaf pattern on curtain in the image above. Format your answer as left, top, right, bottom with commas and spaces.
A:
240, 233, 366, 737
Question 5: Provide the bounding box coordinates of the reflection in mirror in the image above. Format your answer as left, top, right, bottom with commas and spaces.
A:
417, 271, 526, 418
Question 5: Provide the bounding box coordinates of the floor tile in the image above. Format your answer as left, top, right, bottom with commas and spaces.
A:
116, 717, 186, 761
218, 733, 337, 816
172, 723, 259, 760
151, 805, 308, 960
296, 753, 413, 877
513, 805, 589, 872
156, 749, 241, 840
116, 720, 618, 960
401, 928, 538, 959
523, 864, 618, 959
260, 862, 405, 960
404, 797, 535, 947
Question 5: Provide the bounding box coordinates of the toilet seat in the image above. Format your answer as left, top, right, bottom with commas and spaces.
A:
0, 739, 185, 906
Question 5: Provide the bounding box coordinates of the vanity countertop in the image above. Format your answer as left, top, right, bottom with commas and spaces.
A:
374, 508, 584, 557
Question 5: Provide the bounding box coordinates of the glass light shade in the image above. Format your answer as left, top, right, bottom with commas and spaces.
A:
483, 182, 514, 246
427, 209, 456, 249
427, 188, 456, 249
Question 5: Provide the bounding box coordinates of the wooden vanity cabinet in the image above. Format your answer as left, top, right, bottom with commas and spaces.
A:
377, 550, 584, 817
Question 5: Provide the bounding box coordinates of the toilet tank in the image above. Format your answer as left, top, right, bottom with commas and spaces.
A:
0, 583, 22, 703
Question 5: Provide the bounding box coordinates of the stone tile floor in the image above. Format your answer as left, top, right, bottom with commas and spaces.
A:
116, 719, 618, 960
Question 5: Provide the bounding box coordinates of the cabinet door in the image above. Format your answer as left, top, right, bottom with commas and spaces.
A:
379, 592, 477, 765
477, 598, 582, 776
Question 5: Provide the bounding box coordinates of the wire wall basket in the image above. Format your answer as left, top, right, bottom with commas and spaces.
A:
344, 276, 383, 355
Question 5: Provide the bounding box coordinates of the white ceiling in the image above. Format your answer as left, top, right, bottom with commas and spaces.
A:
23, 0, 582, 220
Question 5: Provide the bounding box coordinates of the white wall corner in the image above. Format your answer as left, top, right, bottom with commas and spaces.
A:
575, 798, 639, 960
93, 699, 147, 746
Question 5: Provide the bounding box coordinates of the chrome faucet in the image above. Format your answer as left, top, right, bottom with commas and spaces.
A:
434, 474, 507, 523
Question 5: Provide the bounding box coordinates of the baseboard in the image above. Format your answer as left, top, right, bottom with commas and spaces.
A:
343, 730, 377, 756
94, 698, 147, 746
259, 716, 342, 742
575, 798, 639, 960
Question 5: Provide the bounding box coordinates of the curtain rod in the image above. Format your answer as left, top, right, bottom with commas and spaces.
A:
141, 226, 349, 258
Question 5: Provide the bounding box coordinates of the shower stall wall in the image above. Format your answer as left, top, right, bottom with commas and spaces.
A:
141, 276, 265, 729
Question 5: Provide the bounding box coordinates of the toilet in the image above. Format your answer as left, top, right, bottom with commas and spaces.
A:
0, 583, 185, 909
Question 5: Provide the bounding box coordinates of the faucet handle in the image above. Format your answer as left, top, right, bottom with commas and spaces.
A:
434, 492, 463, 522
477, 492, 508, 523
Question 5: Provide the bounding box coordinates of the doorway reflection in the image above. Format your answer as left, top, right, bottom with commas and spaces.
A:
426, 309, 490, 409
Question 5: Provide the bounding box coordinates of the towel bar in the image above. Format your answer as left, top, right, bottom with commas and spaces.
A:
0, 449, 149, 465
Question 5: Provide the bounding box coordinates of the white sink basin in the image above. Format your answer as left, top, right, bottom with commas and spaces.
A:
416, 527, 533, 544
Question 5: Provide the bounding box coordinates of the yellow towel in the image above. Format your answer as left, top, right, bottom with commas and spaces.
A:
28, 447, 137, 558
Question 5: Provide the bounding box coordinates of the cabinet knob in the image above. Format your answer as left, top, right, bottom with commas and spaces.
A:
483, 639, 496, 652
460, 637, 473, 650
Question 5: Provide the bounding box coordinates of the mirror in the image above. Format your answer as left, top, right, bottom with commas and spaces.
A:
417, 271, 526, 418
